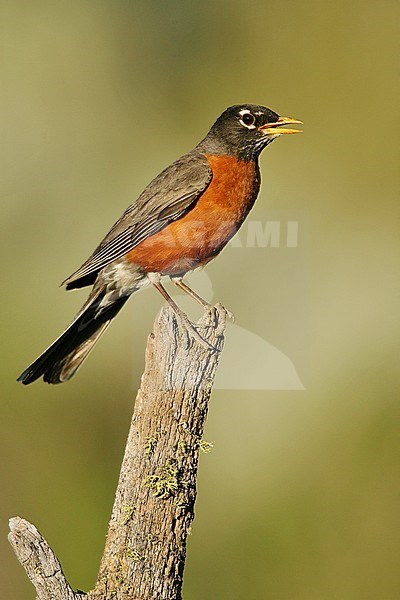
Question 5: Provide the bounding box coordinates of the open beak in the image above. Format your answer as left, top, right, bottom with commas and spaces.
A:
259, 116, 303, 136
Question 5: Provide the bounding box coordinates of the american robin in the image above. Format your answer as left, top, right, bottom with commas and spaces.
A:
18, 104, 302, 385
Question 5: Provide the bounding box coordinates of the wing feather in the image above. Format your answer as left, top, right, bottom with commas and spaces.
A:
63, 152, 212, 287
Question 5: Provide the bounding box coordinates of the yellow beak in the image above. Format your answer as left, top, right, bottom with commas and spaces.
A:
259, 116, 303, 136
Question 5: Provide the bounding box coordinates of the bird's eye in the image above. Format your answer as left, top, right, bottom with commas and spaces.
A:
239, 112, 256, 128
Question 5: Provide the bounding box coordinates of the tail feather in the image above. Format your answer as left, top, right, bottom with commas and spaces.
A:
17, 290, 128, 385
42, 322, 111, 384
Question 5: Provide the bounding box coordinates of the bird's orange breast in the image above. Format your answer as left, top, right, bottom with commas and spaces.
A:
125, 155, 260, 275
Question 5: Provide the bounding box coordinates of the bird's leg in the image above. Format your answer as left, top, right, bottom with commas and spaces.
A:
152, 281, 214, 350
171, 277, 235, 335
171, 278, 213, 310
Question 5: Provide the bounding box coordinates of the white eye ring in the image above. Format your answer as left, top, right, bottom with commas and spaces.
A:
239, 110, 256, 129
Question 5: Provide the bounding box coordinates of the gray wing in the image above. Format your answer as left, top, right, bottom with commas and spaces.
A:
62, 152, 212, 287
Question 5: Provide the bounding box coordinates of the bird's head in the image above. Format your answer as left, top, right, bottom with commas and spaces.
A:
198, 104, 302, 161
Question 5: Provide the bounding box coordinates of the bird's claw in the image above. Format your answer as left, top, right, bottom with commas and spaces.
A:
198, 303, 234, 337
175, 303, 234, 350
212, 303, 234, 336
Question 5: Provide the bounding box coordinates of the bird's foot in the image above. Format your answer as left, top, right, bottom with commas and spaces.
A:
210, 303, 235, 336
197, 303, 234, 337
216, 303, 235, 322
173, 303, 233, 350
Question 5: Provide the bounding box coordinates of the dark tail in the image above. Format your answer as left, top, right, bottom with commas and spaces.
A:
17, 290, 129, 385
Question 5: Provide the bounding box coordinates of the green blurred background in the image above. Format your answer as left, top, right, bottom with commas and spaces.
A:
1, 1, 399, 598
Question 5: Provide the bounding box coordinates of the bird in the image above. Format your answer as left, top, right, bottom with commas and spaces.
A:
17, 104, 302, 385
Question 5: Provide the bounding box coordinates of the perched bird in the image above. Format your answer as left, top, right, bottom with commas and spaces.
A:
18, 104, 302, 385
